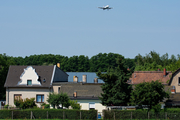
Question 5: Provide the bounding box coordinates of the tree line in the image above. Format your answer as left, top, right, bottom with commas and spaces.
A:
12, 53, 135, 72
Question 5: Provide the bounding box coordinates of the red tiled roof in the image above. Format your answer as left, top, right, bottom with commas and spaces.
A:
129, 71, 172, 84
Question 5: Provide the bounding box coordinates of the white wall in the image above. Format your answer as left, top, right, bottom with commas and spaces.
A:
6, 88, 51, 107
77, 100, 106, 113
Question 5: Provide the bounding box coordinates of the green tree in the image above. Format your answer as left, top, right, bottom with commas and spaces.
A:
0, 54, 15, 99
47, 92, 70, 109
130, 80, 169, 110
59, 93, 70, 108
97, 56, 132, 106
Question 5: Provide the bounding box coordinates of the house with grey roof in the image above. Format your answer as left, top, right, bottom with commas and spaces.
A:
4, 65, 68, 107
4, 65, 106, 112
53, 72, 106, 112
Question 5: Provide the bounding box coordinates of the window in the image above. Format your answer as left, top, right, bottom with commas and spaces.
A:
58, 87, 61, 94
14, 94, 22, 100
179, 77, 180, 85
36, 95, 44, 103
27, 80, 32, 86
89, 102, 95, 110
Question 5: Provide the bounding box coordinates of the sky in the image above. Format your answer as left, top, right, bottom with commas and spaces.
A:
0, 0, 180, 59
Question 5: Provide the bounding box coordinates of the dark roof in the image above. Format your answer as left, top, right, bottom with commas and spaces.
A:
57, 82, 103, 100
168, 93, 180, 102
66, 72, 104, 83
169, 68, 180, 85
129, 71, 172, 84
163, 86, 180, 103
4, 65, 55, 88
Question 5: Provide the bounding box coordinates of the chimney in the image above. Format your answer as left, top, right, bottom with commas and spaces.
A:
73, 76, 78, 82
94, 78, 98, 83
73, 91, 77, 97
82, 75, 87, 83
171, 86, 175, 94
57, 63, 60, 68
163, 68, 166, 76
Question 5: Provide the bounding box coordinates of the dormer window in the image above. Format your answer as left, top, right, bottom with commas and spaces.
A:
27, 80, 32, 86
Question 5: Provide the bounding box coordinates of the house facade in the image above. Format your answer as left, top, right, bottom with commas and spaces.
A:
169, 68, 180, 93
4, 65, 68, 107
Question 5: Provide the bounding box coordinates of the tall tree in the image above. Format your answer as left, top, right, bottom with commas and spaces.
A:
97, 56, 132, 106
130, 80, 169, 110
0, 54, 15, 100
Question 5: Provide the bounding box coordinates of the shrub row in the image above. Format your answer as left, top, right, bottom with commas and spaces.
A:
0, 109, 97, 119
103, 110, 180, 120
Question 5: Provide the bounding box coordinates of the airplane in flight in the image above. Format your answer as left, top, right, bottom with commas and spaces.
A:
98, 5, 113, 10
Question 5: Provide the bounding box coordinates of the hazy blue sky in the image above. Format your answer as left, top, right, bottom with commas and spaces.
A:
1, 0, 180, 58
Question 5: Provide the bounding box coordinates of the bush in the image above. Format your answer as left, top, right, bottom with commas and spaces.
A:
70, 100, 81, 110
45, 104, 50, 109
4, 104, 9, 108
14, 98, 36, 109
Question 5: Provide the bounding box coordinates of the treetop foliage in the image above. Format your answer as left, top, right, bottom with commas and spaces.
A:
134, 51, 180, 72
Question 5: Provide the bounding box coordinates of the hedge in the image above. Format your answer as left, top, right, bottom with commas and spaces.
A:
103, 109, 180, 120
0, 109, 97, 119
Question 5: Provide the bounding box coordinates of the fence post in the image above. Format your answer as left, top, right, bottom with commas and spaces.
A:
114, 112, 115, 120
12, 110, 13, 120
165, 112, 167, 119
63, 111, 64, 120
80, 111, 81, 120
47, 111, 48, 119
148, 112, 149, 119
31, 111, 32, 119
131, 112, 132, 120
